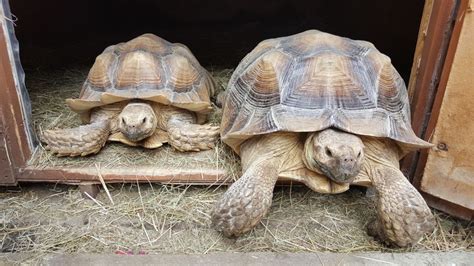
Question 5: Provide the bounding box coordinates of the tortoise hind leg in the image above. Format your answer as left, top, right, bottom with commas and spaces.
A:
41, 121, 110, 157
212, 159, 279, 237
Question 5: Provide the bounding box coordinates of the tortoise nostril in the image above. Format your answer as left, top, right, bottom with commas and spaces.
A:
325, 147, 333, 157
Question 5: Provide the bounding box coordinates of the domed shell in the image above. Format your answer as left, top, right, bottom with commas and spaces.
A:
66, 34, 215, 121
221, 30, 431, 154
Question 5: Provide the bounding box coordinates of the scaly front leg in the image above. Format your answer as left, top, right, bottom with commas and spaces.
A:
167, 119, 219, 151
367, 164, 435, 247
41, 109, 116, 157
212, 159, 278, 237
156, 104, 219, 152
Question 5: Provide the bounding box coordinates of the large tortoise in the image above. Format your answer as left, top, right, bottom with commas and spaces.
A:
212, 30, 435, 247
42, 34, 219, 156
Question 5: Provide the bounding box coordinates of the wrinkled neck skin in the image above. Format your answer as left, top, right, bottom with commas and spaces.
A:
151, 103, 196, 130
239, 132, 299, 173
89, 106, 121, 125
358, 136, 403, 186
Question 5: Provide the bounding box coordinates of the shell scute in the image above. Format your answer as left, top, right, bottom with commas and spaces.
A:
87, 52, 116, 89
115, 51, 163, 89
165, 55, 201, 92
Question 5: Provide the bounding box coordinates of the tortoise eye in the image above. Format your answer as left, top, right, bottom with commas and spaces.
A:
325, 147, 333, 157
357, 151, 362, 158
142, 117, 147, 123
122, 117, 126, 125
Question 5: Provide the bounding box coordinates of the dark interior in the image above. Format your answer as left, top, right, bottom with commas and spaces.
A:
11, 0, 423, 82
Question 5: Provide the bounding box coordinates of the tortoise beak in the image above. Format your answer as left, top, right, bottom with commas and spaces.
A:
121, 127, 154, 142
321, 166, 357, 184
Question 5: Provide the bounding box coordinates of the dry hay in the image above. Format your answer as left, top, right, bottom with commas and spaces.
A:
0, 183, 472, 263
27, 67, 239, 178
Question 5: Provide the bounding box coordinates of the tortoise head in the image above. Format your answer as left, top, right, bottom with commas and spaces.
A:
303, 128, 365, 184
118, 102, 157, 142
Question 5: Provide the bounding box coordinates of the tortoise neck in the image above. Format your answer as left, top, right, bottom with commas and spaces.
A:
239, 132, 300, 172
90, 108, 120, 123
302, 133, 324, 175
150, 103, 196, 130
361, 137, 400, 170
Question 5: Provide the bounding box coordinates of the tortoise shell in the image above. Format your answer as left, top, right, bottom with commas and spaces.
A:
66, 34, 214, 122
221, 30, 431, 153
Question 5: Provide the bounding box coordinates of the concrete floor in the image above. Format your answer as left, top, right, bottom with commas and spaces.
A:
2, 252, 473, 265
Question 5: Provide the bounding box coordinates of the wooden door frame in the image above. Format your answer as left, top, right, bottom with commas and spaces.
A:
411, 0, 470, 185
0, 0, 34, 185
401, 0, 467, 181
0, 0, 470, 192
403, 0, 473, 220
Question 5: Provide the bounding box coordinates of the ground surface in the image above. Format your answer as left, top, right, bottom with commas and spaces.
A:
0, 183, 472, 264
3, 251, 474, 265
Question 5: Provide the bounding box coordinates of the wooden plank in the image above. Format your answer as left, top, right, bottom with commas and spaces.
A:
17, 165, 362, 188
400, 0, 458, 179
422, 192, 474, 221
17, 166, 230, 185
420, 0, 474, 211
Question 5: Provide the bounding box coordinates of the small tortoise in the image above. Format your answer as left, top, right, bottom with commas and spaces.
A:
42, 34, 219, 156
212, 30, 435, 247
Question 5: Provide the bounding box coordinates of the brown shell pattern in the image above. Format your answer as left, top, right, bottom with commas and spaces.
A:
115, 51, 163, 88
68, 34, 214, 115
165, 55, 201, 92
86, 53, 114, 89
221, 30, 431, 153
